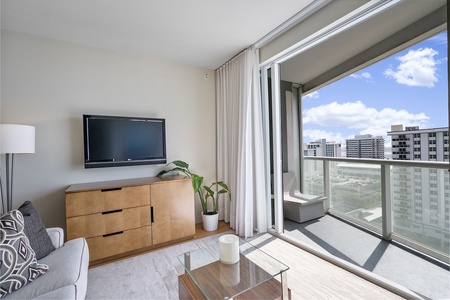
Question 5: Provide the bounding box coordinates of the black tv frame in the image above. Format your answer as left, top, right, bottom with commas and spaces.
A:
83, 114, 167, 169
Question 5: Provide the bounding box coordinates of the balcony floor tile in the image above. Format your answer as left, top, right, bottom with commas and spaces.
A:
284, 214, 450, 300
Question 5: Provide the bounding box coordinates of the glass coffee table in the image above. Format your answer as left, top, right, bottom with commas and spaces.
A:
177, 236, 290, 299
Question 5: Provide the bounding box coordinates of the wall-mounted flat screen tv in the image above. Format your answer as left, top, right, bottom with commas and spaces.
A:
83, 114, 166, 168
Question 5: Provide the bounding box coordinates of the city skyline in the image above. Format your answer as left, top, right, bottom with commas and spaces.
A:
302, 30, 448, 156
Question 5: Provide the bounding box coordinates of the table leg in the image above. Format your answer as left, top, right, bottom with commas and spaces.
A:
281, 271, 288, 299
184, 252, 191, 271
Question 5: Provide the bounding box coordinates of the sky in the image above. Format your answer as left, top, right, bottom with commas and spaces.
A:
302, 30, 448, 155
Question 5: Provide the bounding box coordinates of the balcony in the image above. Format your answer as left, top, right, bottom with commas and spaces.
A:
283, 214, 449, 299
284, 157, 450, 298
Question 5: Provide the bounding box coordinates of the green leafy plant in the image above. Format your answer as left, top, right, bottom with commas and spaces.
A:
157, 160, 230, 215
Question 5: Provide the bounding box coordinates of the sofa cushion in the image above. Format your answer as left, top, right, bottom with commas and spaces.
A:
18, 201, 55, 259
0, 210, 49, 298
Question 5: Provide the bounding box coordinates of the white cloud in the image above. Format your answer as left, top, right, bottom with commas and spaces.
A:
303, 91, 319, 99
350, 72, 373, 80
303, 129, 346, 143
384, 47, 439, 87
303, 101, 429, 138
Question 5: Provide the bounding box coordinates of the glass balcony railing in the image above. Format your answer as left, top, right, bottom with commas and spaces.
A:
303, 157, 450, 263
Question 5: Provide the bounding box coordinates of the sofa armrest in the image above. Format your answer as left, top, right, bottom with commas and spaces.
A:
46, 227, 64, 249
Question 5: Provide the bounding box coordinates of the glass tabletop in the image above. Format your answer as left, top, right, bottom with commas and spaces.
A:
177, 236, 289, 299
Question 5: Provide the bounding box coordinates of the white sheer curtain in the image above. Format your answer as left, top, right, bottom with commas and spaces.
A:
216, 46, 268, 238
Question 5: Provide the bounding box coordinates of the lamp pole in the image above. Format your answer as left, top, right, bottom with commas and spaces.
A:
5, 153, 15, 212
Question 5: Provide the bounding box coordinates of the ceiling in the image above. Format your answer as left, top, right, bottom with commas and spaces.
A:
1, 0, 318, 70
1, 0, 446, 82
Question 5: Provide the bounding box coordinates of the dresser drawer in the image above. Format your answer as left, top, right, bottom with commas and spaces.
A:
66, 185, 150, 217
86, 226, 152, 261
66, 205, 151, 240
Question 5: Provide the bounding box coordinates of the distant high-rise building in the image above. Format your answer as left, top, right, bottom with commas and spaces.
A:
387, 125, 449, 254
304, 139, 341, 157
387, 124, 449, 161
303, 139, 341, 181
346, 134, 385, 159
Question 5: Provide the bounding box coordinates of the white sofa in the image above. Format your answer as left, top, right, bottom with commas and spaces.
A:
4, 228, 89, 299
283, 172, 326, 223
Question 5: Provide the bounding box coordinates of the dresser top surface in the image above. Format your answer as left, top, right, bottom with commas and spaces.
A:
65, 175, 189, 193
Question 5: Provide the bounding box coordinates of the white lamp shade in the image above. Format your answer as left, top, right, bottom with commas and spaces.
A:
1, 124, 36, 154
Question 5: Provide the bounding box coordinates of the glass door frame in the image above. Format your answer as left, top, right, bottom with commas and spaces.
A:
261, 63, 284, 233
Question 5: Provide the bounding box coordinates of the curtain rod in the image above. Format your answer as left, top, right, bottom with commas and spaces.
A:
215, 47, 250, 72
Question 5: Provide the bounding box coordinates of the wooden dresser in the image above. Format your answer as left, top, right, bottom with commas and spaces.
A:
65, 176, 195, 265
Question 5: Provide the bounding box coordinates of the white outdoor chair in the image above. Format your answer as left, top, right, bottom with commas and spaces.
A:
283, 172, 326, 223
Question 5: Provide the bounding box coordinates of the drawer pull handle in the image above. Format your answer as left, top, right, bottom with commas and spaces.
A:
101, 187, 122, 192
103, 231, 123, 237
102, 209, 122, 215
151, 207, 154, 223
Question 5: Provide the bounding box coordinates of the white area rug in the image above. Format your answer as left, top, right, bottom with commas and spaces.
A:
86, 233, 227, 299
85, 231, 415, 300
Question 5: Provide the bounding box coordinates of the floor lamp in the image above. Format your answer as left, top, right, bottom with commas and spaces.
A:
1, 124, 35, 214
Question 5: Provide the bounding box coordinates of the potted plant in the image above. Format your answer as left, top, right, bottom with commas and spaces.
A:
157, 160, 230, 231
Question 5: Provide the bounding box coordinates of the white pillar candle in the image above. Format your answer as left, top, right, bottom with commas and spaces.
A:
219, 234, 240, 264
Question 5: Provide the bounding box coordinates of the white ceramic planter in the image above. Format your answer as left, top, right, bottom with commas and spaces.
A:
202, 212, 219, 231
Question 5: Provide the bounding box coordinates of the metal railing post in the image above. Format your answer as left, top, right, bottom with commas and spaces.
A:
381, 164, 392, 240
323, 160, 330, 211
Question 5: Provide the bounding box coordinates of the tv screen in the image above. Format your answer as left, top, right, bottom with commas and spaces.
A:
83, 114, 166, 168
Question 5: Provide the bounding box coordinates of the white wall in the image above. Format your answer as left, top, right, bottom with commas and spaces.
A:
1, 30, 216, 228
